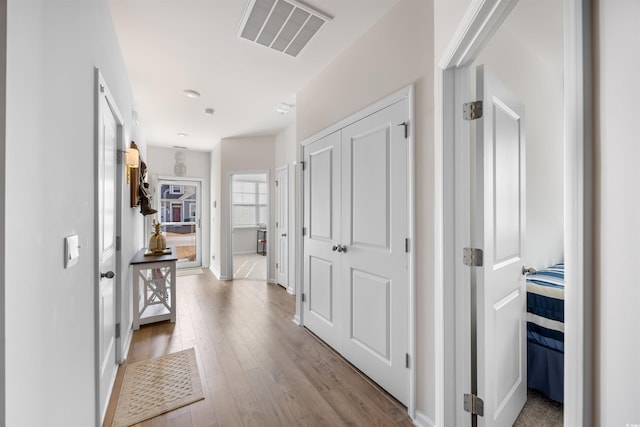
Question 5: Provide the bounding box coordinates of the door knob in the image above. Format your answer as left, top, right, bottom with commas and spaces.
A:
332, 245, 339, 251
282, 233, 287, 237
101, 271, 115, 279
521, 266, 537, 275
337, 245, 347, 253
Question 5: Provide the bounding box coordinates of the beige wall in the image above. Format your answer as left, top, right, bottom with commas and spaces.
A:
297, 0, 435, 422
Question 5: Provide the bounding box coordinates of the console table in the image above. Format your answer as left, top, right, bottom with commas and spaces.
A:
130, 247, 178, 330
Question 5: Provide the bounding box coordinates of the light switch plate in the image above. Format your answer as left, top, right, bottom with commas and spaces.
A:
65, 235, 80, 268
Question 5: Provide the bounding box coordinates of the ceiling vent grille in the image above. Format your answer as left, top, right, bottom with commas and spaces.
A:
238, 0, 332, 57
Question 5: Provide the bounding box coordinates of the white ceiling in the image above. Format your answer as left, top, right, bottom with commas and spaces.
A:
107, 0, 401, 151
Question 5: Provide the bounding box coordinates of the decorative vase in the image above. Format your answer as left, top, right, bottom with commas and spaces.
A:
148, 221, 167, 253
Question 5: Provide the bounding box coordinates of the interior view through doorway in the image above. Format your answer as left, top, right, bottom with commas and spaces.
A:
157, 178, 202, 269
230, 172, 268, 281
463, 0, 566, 425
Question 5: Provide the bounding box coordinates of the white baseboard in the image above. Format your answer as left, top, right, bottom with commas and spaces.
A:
120, 324, 133, 363
292, 315, 301, 326
286, 286, 295, 295
209, 265, 221, 280
413, 411, 435, 427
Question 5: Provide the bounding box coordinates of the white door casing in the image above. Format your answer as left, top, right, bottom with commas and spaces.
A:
96, 71, 122, 423
474, 65, 527, 426
303, 96, 411, 406
276, 166, 289, 288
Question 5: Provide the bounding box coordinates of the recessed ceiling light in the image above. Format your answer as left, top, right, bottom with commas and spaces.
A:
183, 89, 201, 98
173, 145, 188, 150
177, 132, 189, 137
204, 108, 215, 115
276, 103, 294, 115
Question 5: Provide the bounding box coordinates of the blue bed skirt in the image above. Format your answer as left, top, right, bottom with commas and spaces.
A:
527, 339, 564, 403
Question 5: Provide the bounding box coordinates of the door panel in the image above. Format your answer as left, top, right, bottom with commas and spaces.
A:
341, 99, 409, 405
309, 147, 334, 240
350, 269, 390, 360
308, 256, 334, 323
475, 65, 527, 427
350, 126, 390, 250
303, 131, 342, 350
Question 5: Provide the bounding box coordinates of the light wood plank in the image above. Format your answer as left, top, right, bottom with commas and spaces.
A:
103, 271, 412, 426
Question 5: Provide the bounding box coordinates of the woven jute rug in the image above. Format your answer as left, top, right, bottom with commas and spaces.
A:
112, 348, 204, 427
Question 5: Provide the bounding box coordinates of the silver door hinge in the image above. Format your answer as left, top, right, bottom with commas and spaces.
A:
463, 247, 483, 267
405, 353, 410, 368
115, 323, 121, 339
463, 393, 484, 416
116, 236, 121, 251
463, 101, 483, 120
300, 161, 306, 170
302, 227, 307, 236
275, 180, 278, 187
276, 263, 278, 269
405, 238, 410, 253
398, 121, 409, 138
301, 293, 306, 302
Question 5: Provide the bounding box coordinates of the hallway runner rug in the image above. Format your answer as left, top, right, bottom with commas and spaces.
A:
111, 348, 204, 427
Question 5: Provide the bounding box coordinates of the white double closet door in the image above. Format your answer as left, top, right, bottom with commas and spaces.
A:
303, 98, 410, 405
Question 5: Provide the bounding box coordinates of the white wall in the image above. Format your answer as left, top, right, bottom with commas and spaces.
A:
275, 123, 297, 294
472, 0, 564, 269
0, 1, 6, 420
233, 227, 261, 254
210, 142, 222, 277
594, 0, 640, 424
5, 0, 144, 425
297, 0, 435, 422
216, 136, 276, 281
146, 146, 211, 268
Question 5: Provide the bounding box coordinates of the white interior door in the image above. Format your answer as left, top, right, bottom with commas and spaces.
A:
97, 74, 120, 421
340, 99, 410, 405
276, 166, 289, 288
303, 131, 342, 351
474, 65, 527, 426
302, 98, 410, 406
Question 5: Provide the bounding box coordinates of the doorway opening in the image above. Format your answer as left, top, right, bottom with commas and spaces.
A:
157, 178, 202, 269
437, 0, 590, 425
230, 172, 268, 282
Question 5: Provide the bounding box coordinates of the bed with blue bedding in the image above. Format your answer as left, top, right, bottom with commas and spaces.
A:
526, 262, 564, 403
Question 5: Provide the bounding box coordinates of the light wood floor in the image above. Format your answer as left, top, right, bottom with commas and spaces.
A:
103, 270, 413, 427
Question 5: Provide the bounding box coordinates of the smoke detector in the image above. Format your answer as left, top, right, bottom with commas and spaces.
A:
238, 0, 332, 57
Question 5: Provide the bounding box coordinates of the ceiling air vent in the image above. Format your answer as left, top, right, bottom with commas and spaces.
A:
238, 0, 332, 57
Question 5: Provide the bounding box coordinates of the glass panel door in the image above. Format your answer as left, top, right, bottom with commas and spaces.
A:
157, 179, 201, 268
